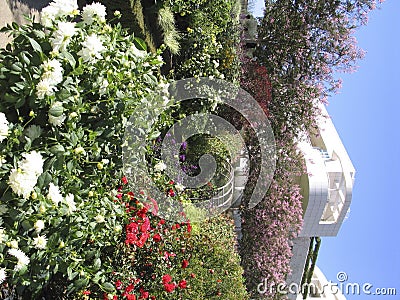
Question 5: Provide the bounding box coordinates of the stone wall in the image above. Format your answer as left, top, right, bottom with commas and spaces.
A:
0, 0, 50, 48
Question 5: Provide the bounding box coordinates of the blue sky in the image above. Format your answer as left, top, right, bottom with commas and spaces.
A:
253, 0, 400, 298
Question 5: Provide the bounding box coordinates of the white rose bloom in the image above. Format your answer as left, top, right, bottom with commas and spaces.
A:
78, 34, 105, 63
48, 114, 66, 127
8, 248, 30, 271
0, 112, 9, 142
33, 235, 48, 249
82, 2, 107, 25
65, 193, 76, 214
154, 161, 167, 172
50, 21, 77, 52
36, 78, 57, 99
34, 220, 45, 232
48, 183, 63, 206
0, 268, 6, 285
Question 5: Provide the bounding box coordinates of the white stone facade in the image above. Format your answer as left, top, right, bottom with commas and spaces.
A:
287, 103, 355, 299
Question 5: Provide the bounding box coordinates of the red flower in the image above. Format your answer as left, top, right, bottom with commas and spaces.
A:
115, 279, 123, 290
82, 290, 91, 295
186, 223, 192, 233
190, 273, 196, 278
141, 217, 150, 233
152, 233, 162, 242
124, 284, 135, 294
178, 280, 187, 289
139, 287, 149, 299
181, 259, 189, 268
167, 189, 175, 197
136, 232, 149, 248
126, 295, 136, 300
127, 191, 134, 199
137, 207, 148, 219
163, 283, 175, 293
169, 180, 174, 185
122, 176, 128, 184
162, 274, 172, 284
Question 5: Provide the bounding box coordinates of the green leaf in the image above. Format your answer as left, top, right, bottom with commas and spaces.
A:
134, 37, 147, 51
93, 258, 101, 270
28, 37, 42, 53
50, 144, 65, 156
102, 282, 115, 292
49, 104, 64, 117
61, 51, 76, 68
74, 278, 89, 289
37, 171, 52, 189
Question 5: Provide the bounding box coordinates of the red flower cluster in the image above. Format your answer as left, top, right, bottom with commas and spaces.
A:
113, 180, 193, 298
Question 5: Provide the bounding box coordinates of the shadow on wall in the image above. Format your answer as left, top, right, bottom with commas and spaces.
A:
9, 0, 51, 11
0, 0, 52, 48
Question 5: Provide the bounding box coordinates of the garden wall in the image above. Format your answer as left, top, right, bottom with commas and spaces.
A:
0, 0, 49, 48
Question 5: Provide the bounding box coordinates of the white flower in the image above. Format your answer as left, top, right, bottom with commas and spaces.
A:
8, 152, 43, 199
99, 78, 109, 96
8, 248, 30, 271
74, 146, 85, 155
49, 114, 66, 127
130, 44, 146, 59
8, 169, 38, 199
175, 182, 185, 192
41, 5, 58, 27
41, 0, 79, 26
34, 220, 45, 232
20, 151, 44, 176
10, 240, 18, 249
64, 193, 76, 214
47, 183, 63, 206
0, 268, 6, 285
36, 78, 57, 99
82, 2, 107, 25
78, 34, 105, 63
0, 228, 5, 243
33, 235, 48, 249
95, 214, 105, 223
50, 21, 77, 52
42, 59, 63, 86
154, 161, 167, 172
0, 155, 6, 167
0, 112, 9, 142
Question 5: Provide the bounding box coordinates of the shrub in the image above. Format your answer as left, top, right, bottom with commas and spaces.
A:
0, 0, 168, 297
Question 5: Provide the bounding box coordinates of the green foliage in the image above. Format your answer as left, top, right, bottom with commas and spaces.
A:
164, 0, 242, 82
0, 3, 168, 297
158, 5, 181, 55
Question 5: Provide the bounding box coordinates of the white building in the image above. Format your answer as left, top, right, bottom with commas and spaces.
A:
286, 103, 355, 299
295, 266, 347, 300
